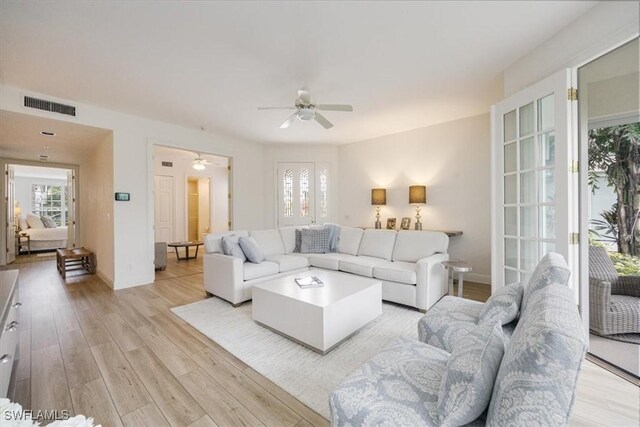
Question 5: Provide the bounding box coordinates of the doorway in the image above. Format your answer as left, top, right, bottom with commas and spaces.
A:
5, 163, 77, 264
187, 176, 211, 241
579, 38, 639, 377
152, 145, 230, 248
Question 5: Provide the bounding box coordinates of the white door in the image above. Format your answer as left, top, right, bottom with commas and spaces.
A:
154, 175, 174, 243
6, 165, 15, 263
277, 162, 315, 226
67, 169, 76, 247
492, 69, 578, 294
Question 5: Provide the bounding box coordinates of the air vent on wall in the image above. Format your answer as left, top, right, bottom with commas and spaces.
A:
39, 155, 50, 162
161, 161, 173, 167
24, 96, 76, 117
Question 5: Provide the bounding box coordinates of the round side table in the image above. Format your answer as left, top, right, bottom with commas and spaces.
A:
441, 261, 473, 298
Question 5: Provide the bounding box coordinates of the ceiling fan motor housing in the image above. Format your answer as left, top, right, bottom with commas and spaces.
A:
298, 107, 315, 121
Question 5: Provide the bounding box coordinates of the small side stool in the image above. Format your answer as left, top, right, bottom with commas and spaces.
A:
441, 260, 473, 298
57, 247, 96, 279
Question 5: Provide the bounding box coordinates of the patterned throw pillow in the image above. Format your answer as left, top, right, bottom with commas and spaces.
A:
438, 322, 506, 427
41, 216, 58, 228
294, 229, 302, 253
477, 282, 524, 326
238, 236, 265, 263
221, 234, 247, 262
300, 228, 330, 253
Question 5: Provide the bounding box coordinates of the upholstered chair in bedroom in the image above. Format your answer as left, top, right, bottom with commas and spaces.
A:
589, 246, 640, 336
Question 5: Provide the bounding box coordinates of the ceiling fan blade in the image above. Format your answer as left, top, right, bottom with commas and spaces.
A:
297, 87, 311, 105
314, 112, 333, 129
315, 104, 353, 112
280, 112, 299, 129
258, 106, 296, 110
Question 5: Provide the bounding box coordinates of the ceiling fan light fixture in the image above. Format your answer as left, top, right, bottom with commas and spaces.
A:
298, 107, 315, 121
192, 162, 206, 171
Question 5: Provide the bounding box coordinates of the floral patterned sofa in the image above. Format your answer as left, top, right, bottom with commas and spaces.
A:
329, 253, 587, 426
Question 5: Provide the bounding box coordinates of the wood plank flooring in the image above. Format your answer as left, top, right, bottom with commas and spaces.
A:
3, 255, 638, 426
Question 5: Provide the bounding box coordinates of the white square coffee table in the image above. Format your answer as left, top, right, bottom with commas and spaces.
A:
252, 269, 382, 354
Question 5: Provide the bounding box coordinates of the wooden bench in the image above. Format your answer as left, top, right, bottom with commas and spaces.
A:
56, 247, 96, 279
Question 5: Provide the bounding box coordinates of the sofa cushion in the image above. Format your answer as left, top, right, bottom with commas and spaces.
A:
418, 296, 484, 353
392, 230, 448, 263
243, 261, 279, 281
308, 253, 357, 271
337, 227, 364, 255
486, 284, 587, 425
373, 262, 417, 285
250, 229, 286, 257
204, 231, 249, 253
478, 282, 524, 326
265, 254, 309, 273
279, 226, 301, 254
239, 236, 265, 263
358, 229, 397, 261
438, 322, 505, 426
300, 228, 330, 253
329, 336, 447, 426
221, 234, 247, 262
339, 256, 388, 278
521, 252, 571, 314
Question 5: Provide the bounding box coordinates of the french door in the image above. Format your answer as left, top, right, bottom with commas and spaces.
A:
67, 169, 76, 247
277, 162, 330, 226
492, 69, 578, 294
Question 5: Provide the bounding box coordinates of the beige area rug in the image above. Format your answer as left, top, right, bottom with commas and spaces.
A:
171, 297, 423, 419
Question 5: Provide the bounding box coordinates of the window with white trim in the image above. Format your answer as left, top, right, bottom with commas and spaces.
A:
32, 184, 68, 226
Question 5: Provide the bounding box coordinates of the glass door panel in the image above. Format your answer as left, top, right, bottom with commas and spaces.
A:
493, 69, 573, 290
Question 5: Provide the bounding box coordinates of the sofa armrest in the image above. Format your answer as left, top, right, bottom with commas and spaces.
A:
615, 276, 640, 297
588, 277, 612, 335
415, 253, 449, 311
203, 253, 245, 304
417, 296, 483, 352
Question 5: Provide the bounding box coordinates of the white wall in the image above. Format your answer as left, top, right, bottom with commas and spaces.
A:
338, 113, 492, 284
80, 134, 115, 284
152, 152, 229, 242
262, 144, 339, 227
1, 85, 265, 289
503, 2, 639, 96
15, 176, 67, 219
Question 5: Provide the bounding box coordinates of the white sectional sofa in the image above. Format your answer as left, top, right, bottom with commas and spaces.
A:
203, 226, 449, 312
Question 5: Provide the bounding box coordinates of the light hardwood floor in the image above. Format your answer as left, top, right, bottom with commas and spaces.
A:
3, 255, 639, 426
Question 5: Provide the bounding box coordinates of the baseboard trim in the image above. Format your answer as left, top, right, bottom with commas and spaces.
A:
465, 273, 491, 285
96, 269, 114, 288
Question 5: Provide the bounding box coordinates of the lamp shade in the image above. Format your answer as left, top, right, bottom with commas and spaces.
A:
409, 185, 427, 204
371, 188, 386, 206
14, 201, 21, 216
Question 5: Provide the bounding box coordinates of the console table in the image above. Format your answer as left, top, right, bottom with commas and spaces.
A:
15, 233, 30, 255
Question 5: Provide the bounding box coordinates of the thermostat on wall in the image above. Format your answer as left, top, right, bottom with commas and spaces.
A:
115, 192, 130, 201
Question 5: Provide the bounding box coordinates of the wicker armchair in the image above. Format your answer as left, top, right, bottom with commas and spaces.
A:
589, 246, 640, 336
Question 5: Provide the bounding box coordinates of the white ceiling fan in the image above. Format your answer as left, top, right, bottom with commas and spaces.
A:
192, 153, 210, 170
258, 87, 353, 129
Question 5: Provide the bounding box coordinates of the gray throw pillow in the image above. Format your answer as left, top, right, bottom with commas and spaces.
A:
294, 229, 302, 253
438, 322, 505, 427
477, 282, 524, 326
238, 236, 265, 263
300, 228, 330, 253
221, 234, 247, 262
41, 216, 57, 228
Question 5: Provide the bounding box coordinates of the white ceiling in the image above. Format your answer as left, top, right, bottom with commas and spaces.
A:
0, 1, 597, 144
0, 110, 112, 164
154, 145, 229, 168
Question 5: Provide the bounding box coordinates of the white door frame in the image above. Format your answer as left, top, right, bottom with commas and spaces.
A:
0, 158, 80, 266
147, 140, 233, 274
